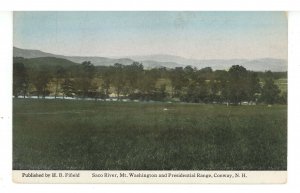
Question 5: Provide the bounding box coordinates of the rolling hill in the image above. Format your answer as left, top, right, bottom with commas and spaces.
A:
13, 57, 79, 68
14, 47, 135, 67
13, 47, 288, 71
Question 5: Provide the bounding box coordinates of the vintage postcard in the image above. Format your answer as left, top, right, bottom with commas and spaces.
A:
12, 11, 287, 183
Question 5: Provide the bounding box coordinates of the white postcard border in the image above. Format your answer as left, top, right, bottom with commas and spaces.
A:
13, 170, 286, 184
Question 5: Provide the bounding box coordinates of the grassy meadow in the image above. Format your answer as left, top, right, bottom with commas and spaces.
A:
13, 99, 287, 170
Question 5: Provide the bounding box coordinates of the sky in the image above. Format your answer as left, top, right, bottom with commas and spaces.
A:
13, 11, 287, 60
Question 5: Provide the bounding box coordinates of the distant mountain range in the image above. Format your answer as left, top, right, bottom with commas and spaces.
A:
13, 47, 288, 71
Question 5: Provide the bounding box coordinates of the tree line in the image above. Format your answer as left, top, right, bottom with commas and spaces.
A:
13, 59, 287, 105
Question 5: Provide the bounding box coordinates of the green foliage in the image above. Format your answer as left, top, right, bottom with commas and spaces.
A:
226, 65, 250, 104
111, 63, 127, 100
13, 62, 28, 98
256, 71, 287, 80
61, 79, 75, 98
31, 67, 52, 98
54, 65, 67, 99
74, 61, 96, 98
261, 78, 281, 104
169, 67, 188, 97
124, 62, 144, 94
13, 57, 287, 104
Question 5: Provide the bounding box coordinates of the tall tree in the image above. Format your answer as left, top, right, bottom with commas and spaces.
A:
13, 62, 28, 98
261, 78, 281, 104
227, 65, 249, 104
54, 65, 67, 99
76, 61, 95, 98
137, 70, 158, 101
169, 67, 188, 98
182, 78, 209, 103
61, 78, 75, 99
32, 68, 52, 99
246, 72, 261, 103
213, 70, 229, 103
111, 63, 126, 100
124, 62, 144, 95
101, 67, 113, 100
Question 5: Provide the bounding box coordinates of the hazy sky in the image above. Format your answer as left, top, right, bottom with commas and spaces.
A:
14, 11, 287, 60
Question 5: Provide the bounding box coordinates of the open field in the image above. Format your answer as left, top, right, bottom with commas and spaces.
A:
13, 99, 287, 170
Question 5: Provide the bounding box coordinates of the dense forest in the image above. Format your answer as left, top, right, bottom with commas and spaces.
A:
13, 57, 287, 105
